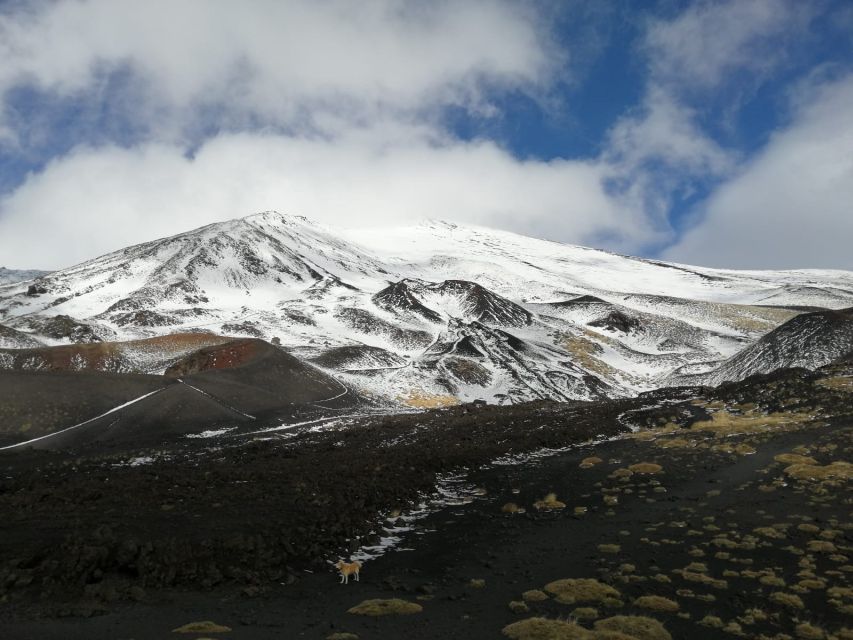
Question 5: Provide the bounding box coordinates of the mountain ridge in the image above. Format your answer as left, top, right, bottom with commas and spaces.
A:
1, 210, 852, 405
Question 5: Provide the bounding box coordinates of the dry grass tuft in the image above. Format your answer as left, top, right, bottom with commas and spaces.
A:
172, 620, 232, 633
572, 607, 599, 620
633, 596, 679, 612
347, 599, 423, 616
509, 600, 530, 614
628, 463, 663, 475
594, 615, 672, 640
691, 410, 812, 436
677, 570, 728, 589
598, 544, 621, 554
795, 622, 826, 639
699, 615, 724, 628
807, 540, 837, 553
798, 523, 821, 534
535, 493, 567, 510
610, 468, 634, 479
784, 461, 853, 482
580, 457, 604, 469
769, 592, 805, 609
562, 333, 618, 379
544, 578, 621, 605
523, 589, 550, 602
503, 502, 525, 514
398, 391, 459, 408
816, 375, 853, 393
775, 453, 819, 465
502, 617, 592, 639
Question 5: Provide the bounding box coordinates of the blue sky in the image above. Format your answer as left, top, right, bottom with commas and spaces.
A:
0, 0, 851, 270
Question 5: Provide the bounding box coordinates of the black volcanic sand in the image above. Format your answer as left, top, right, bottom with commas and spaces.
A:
0, 340, 361, 450
1, 368, 852, 639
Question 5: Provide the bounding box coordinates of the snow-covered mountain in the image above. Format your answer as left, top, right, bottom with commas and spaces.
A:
0, 267, 50, 286
2, 211, 852, 405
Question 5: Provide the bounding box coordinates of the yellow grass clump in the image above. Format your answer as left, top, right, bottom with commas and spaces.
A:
534, 493, 567, 510
597, 544, 621, 554
609, 468, 634, 479
503, 502, 524, 514
655, 438, 694, 449
522, 589, 550, 602
572, 607, 599, 620
816, 376, 853, 393
509, 600, 530, 614
594, 615, 672, 640
807, 540, 837, 553
633, 596, 679, 612
795, 623, 826, 639
562, 334, 618, 379
502, 617, 592, 639
627, 463, 662, 475
769, 592, 805, 609
784, 461, 853, 482
398, 391, 460, 408
691, 409, 812, 436
580, 457, 604, 468
347, 599, 423, 616
775, 453, 819, 465
675, 570, 727, 589
172, 620, 232, 633
544, 578, 621, 605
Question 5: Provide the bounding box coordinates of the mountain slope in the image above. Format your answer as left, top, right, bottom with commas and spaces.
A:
1, 211, 852, 404
679, 307, 853, 386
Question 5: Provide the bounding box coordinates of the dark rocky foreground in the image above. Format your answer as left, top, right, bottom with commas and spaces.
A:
1, 366, 852, 639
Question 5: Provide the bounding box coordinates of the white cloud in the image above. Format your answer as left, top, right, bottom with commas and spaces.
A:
0, 125, 663, 270
0, 0, 559, 139
663, 74, 853, 270
645, 0, 811, 91
606, 85, 733, 176
597, 85, 735, 233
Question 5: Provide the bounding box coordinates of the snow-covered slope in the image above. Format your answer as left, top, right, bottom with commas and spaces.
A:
1, 211, 852, 405
675, 307, 853, 386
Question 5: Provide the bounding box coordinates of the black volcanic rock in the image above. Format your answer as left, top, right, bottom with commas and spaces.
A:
0, 323, 43, 349
311, 344, 406, 370
37, 315, 102, 343
335, 307, 433, 349
372, 280, 443, 323
589, 310, 641, 333
549, 294, 607, 307
434, 280, 532, 327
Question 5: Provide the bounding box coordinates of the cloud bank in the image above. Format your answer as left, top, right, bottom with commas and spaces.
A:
664, 74, 853, 269
0, 0, 850, 271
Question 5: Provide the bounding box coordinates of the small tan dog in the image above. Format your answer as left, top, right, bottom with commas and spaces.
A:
334, 559, 362, 584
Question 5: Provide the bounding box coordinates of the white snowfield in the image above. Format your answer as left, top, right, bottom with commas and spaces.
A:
1, 211, 852, 405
